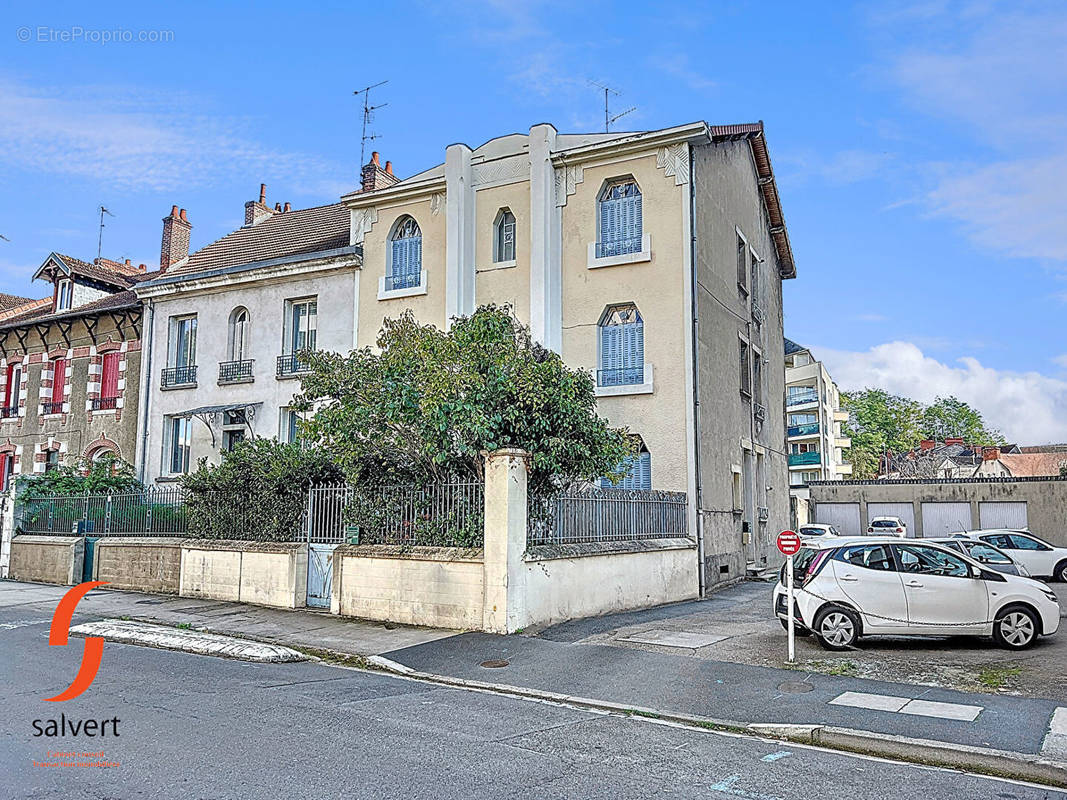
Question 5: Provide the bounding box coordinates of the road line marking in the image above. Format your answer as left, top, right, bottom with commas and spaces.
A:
1042, 707, 1067, 759
899, 699, 983, 722
0, 619, 49, 630
760, 751, 791, 762
829, 691, 910, 713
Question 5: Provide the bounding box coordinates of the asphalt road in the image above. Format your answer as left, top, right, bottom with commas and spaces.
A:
1, 589, 1063, 799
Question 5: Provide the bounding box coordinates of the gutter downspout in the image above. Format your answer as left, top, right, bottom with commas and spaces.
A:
136, 299, 155, 484
688, 143, 706, 597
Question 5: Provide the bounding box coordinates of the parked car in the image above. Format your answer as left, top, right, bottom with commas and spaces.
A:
772, 536, 1059, 651
928, 537, 1030, 577
966, 530, 1067, 582
798, 523, 840, 539
866, 516, 907, 537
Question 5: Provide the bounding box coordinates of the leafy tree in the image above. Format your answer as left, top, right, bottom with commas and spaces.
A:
180, 439, 343, 541
919, 396, 1005, 444
840, 389, 923, 478
17, 454, 142, 498
293, 305, 633, 499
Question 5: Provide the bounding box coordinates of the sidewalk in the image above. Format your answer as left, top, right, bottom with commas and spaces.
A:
5, 577, 1065, 785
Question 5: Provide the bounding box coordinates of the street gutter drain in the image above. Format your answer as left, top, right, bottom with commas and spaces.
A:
480, 659, 510, 669
777, 681, 814, 694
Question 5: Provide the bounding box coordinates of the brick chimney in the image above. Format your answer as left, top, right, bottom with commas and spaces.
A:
982, 446, 1001, 461
360, 151, 400, 193
244, 183, 275, 227
160, 206, 191, 271
945, 437, 964, 446
919, 438, 935, 451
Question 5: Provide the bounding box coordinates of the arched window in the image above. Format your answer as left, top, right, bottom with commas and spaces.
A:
597, 180, 642, 258
493, 208, 516, 263
228, 307, 250, 361
601, 437, 651, 490
598, 304, 644, 387
388, 216, 423, 290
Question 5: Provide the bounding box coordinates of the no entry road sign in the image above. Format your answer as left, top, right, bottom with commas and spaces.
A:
777, 530, 801, 556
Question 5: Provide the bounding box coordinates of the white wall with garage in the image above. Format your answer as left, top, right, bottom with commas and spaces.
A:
866, 503, 916, 536
816, 502, 861, 536
978, 501, 1028, 530
920, 502, 973, 537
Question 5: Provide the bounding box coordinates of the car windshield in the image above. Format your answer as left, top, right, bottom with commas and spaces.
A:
799, 527, 827, 536
961, 542, 1011, 564
871, 520, 899, 527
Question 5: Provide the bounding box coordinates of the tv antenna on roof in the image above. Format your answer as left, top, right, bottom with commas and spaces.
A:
354, 80, 389, 169
589, 80, 636, 132
97, 206, 114, 261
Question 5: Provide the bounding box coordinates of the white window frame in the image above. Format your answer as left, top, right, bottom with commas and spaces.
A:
492, 208, 517, 267
167, 315, 198, 368
228, 307, 251, 362
163, 415, 192, 476
283, 297, 318, 356
587, 179, 651, 269
380, 216, 427, 300
56, 279, 73, 311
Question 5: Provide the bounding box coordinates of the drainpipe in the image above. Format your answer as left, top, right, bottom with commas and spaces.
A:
688, 144, 706, 597
136, 299, 155, 484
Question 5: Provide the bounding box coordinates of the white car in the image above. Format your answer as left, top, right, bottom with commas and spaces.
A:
773, 536, 1060, 651
798, 523, 840, 539
867, 516, 907, 537
966, 530, 1067, 582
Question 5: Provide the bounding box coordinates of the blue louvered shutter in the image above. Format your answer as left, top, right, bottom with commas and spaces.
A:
619, 322, 643, 384
390, 239, 403, 289
599, 198, 617, 252
621, 192, 641, 245
409, 236, 422, 286
637, 451, 651, 490
600, 324, 621, 386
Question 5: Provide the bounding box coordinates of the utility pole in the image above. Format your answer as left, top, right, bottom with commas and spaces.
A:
97, 206, 114, 261
353, 80, 389, 169
588, 80, 636, 132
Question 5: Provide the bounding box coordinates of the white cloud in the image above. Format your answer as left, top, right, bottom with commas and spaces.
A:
650, 54, 717, 92
882, 4, 1067, 263
818, 340, 1067, 443
779, 148, 894, 186
1054, 354, 1067, 369
0, 76, 343, 194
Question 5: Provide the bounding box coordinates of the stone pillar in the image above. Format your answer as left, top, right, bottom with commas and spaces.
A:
528, 123, 561, 352
0, 487, 14, 578
482, 448, 528, 633
445, 143, 475, 325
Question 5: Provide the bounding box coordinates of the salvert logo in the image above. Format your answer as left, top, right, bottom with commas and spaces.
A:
44, 581, 108, 703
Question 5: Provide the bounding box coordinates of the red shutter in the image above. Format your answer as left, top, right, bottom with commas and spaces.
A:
51, 359, 66, 405
101, 353, 120, 398
4, 364, 17, 408
0, 453, 7, 492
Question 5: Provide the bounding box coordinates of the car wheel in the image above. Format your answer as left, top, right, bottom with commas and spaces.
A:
1054, 560, 1067, 583
813, 606, 860, 651
992, 606, 1040, 650
779, 618, 811, 637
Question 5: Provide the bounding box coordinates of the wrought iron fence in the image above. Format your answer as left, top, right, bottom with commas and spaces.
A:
1, 405, 17, 418
16, 488, 189, 536
276, 353, 311, 378
597, 366, 644, 387
91, 396, 120, 411
42, 401, 64, 415
384, 272, 421, 291
309, 481, 485, 548
528, 487, 689, 546
595, 236, 643, 259
218, 359, 254, 383
161, 365, 197, 387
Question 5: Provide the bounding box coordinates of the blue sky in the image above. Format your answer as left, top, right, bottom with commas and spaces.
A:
1, 1, 1064, 441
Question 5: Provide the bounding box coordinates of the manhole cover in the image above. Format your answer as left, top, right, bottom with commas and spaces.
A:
480, 659, 510, 669
777, 681, 814, 693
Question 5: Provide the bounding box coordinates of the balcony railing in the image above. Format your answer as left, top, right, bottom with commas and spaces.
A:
92, 396, 119, 411
786, 389, 818, 407
753, 403, 766, 423
42, 401, 64, 415
595, 236, 643, 259
161, 365, 197, 388
751, 301, 765, 326
597, 366, 644, 388
277, 353, 311, 378
787, 422, 820, 437
219, 359, 254, 383
788, 451, 822, 467
383, 272, 421, 292
1, 405, 17, 419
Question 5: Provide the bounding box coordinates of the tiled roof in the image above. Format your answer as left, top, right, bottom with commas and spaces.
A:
0, 271, 159, 331
50, 253, 143, 289
0, 297, 50, 322
997, 453, 1067, 477
0, 292, 34, 312
784, 338, 805, 355
166, 203, 351, 277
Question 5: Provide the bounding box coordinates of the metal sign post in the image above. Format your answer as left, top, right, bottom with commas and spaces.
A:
776, 530, 802, 664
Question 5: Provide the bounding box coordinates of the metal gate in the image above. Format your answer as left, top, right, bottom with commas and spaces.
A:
867, 503, 916, 537
979, 501, 1028, 530
920, 502, 973, 537
816, 502, 861, 536
82, 536, 99, 583
305, 486, 352, 609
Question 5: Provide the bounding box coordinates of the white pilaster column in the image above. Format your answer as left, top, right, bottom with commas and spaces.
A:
529, 124, 561, 352
445, 143, 475, 325
482, 447, 528, 633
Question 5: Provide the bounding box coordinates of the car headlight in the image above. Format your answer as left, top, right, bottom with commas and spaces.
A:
1042, 588, 1058, 603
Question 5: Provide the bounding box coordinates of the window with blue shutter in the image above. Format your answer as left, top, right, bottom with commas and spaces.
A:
601, 439, 652, 490
388, 216, 422, 290
597, 181, 642, 258
598, 304, 644, 387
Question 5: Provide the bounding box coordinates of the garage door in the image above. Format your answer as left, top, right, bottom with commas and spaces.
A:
920, 502, 973, 537
978, 502, 1028, 530
816, 502, 861, 536
867, 503, 916, 537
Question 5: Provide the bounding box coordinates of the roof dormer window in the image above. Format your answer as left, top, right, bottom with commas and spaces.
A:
56, 279, 73, 311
